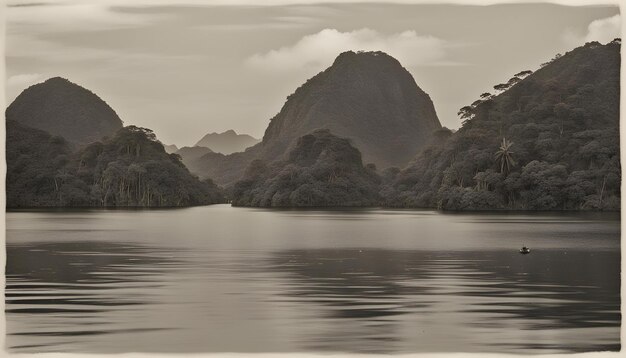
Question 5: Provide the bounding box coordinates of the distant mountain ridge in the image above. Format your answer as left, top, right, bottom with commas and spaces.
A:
175, 146, 214, 168
188, 50, 442, 186
6, 77, 123, 144
194, 130, 260, 154
163, 144, 179, 153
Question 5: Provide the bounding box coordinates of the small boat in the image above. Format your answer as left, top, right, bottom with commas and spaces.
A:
519, 246, 531, 254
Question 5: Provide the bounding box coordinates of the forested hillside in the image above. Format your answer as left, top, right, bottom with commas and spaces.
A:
383, 40, 620, 210
232, 129, 380, 207
6, 41, 620, 210
7, 123, 225, 208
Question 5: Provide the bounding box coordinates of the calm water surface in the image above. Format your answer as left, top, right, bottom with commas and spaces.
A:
5, 205, 621, 354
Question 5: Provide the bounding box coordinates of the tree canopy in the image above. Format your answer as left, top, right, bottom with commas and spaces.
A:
382, 41, 620, 211
7, 123, 225, 208
231, 129, 381, 207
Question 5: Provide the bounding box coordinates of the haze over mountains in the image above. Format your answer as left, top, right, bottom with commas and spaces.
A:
167, 130, 259, 167
194, 130, 260, 155
163, 144, 179, 154
4, 41, 621, 210
175, 146, 214, 169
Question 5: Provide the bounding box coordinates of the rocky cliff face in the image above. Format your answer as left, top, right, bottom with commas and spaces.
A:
6, 77, 123, 145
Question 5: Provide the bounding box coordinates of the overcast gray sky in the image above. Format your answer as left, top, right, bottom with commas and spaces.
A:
5, 1, 620, 147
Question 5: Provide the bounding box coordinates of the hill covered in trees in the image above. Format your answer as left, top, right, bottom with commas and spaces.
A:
6, 77, 123, 144
7, 123, 225, 208
383, 40, 620, 211
6, 41, 619, 211
232, 129, 380, 207
188, 51, 441, 186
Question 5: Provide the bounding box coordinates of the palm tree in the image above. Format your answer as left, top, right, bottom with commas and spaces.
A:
495, 137, 515, 175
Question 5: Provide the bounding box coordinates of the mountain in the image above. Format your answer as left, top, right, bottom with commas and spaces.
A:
261, 50, 441, 167
189, 51, 441, 186
163, 144, 179, 153
195, 130, 260, 154
175, 146, 213, 167
6, 77, 123, 144
232, 129, 380, 207
6, 122, 225, 208
384, 40, 621, 210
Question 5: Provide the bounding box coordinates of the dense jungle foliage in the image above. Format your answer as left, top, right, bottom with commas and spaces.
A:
7, 123, 225, 208
382, 40, 621, 210
231, 129, 380, 207
6, 120, 74, 206
6, 41, 620, 210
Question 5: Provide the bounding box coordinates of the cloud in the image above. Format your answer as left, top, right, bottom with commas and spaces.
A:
564, 14, 621, 46
585, 14, 621, 43
7, 2, 163, 31
195, 15, 320, 32
246, 28, 451, 72
6, 73, 44, 89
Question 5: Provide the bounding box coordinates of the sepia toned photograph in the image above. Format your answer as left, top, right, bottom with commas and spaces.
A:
3, 0, 622, 355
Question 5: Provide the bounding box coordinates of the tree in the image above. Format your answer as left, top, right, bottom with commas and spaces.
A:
514, 70, 533, 78
493, 83, 510, 92
457, 106, 474, 121
494, 137, 515, 175
507, 76, 521, 86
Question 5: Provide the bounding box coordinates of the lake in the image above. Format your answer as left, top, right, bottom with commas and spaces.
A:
5, 205, 621, 354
